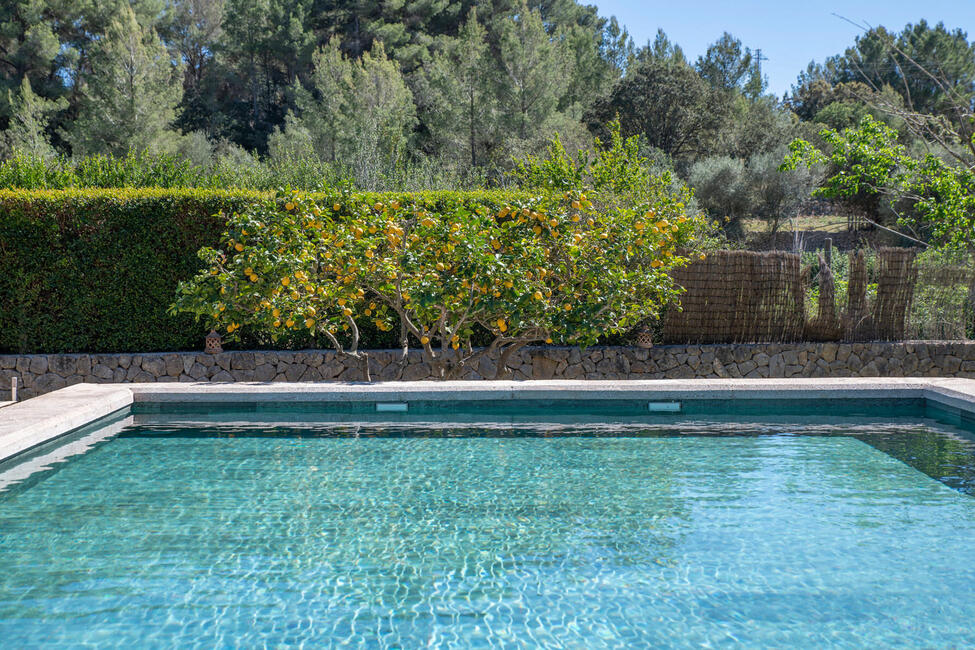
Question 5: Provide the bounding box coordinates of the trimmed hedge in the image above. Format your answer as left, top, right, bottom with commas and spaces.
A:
0, 188, 527, 353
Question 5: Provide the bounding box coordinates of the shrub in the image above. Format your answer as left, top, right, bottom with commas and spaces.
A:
173, 188, 699, 379
0, 188, 260, 353
690, 147, 821, 234
0, 187, 532, 354
0, 149, 491, 193
688, 156, 751, 220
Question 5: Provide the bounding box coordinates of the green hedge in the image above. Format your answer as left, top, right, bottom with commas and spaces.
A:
0, 188, 526, 354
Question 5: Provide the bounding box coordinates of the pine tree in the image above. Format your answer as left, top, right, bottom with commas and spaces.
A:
272, 38, 415, 182
420, 8, 494, 168
497, 1, 569, 151
214, 0, 313, 151
66, 6, 183, 156
1, 77, 67, 159
344, 41, 416, 176
164, 0, 226, 135
294, 37, 355, 163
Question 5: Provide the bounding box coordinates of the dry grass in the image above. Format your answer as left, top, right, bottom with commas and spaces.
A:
742, 214, 850, 234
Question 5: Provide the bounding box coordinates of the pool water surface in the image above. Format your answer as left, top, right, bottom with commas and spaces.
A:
1, 417, 975, 647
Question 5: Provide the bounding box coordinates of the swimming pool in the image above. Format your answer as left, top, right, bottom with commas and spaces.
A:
2, 389, 975, 647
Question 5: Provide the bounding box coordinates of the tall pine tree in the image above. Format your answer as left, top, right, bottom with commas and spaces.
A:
66, 6, 183, 156
419, 8, 495, 168
1, 77, 67, 159
497, 1, 570, 152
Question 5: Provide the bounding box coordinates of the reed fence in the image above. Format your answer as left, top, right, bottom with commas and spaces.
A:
660, 248, 972, 344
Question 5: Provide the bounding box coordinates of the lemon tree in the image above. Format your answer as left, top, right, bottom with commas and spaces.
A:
173, 182, 700, 380
171, 193, 382, 378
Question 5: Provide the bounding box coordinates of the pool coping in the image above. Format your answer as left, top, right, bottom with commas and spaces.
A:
1, 378, 974, 464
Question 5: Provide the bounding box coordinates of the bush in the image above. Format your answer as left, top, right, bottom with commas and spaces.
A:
173, 187, 701, 379
0, 188, 259, 353
688, 156, 751, 220
0, 187, 535, 354
0, 149, 491, 193
690, 146, 821, 234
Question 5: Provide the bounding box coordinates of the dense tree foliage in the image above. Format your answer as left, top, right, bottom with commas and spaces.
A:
1, 4, 973, 243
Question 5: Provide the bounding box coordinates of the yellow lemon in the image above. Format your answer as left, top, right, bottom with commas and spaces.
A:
420, 335, 430, 345
234, 243, 244, 252
281, 277, 290, 286
305, 318, 315, 329
285, 202, 295, 211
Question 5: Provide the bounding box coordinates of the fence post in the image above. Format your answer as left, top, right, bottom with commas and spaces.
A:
824, 238, 832, 267
10, 376, 16, 402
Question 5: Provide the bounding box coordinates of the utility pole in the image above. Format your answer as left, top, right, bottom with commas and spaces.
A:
753, 48, 769, 96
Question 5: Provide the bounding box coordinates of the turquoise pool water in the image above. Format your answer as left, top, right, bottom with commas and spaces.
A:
2, 415, 975, 647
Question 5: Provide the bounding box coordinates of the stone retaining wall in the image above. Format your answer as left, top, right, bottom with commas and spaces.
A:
2, 342, 974, 400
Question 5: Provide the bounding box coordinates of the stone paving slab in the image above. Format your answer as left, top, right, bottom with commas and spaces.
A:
2, 379, 974, 465
0, 384, 133, 464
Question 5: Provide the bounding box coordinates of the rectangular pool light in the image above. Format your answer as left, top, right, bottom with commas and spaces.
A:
648, 401, 681, 413
376, 402, 408, 413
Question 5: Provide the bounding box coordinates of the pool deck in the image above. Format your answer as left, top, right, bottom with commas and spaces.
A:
1, 378, 974, 465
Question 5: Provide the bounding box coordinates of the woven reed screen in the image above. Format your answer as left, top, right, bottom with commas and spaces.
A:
910, 252, 975, 340
659, 248, 938, 344
872, 248, 918, 340
661, 250, 805, 343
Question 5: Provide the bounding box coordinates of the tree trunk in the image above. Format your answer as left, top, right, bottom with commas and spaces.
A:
495, 342, 526, 380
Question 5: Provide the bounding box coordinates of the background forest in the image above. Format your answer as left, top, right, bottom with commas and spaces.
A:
2, 0, 974, 238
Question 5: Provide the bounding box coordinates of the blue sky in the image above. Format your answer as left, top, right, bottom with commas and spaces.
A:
592, 1, 975, 97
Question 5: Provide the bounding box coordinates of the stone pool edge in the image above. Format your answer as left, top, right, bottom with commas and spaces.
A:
1, 378, 974, 465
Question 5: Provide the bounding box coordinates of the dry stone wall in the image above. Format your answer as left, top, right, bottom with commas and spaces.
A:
2, 342, 974, 400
